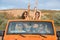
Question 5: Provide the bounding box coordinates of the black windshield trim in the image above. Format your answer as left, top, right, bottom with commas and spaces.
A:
7, 33, 54, 35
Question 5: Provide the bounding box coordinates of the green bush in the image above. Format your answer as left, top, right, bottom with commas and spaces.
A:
0, 12, 16, 30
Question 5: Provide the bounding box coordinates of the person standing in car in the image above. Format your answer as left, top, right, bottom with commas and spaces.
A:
33, 11, 41, 20
21, 11, 32, 20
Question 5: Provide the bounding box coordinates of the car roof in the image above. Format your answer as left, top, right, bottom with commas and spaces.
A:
8, 19, 54, 23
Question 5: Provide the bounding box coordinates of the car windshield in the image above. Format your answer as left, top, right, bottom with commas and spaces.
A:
7, 21, 54, 35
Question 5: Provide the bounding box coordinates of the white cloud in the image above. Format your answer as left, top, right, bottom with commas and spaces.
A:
0, 0, 60, 10
37, 0, 60, 10
0, 6, 16, 10
46, 0, 60, 7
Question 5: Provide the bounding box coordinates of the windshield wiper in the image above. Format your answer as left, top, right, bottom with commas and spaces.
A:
18, 33, 47, 38
33, 34, 47, 38
39, 34, 47, 38
19, 34, 25, 37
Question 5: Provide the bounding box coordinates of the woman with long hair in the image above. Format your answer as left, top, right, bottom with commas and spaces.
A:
21, 11, 31, 20
33, 11, 41, 20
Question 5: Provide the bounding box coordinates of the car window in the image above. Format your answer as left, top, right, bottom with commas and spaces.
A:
7, 21, 54, 35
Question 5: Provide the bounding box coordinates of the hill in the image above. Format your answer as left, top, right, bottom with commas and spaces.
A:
0, 9, 60, 30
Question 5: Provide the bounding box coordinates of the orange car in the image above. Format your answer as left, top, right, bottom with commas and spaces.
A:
0, 20, 60, 40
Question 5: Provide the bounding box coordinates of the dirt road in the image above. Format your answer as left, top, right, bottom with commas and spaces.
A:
56, 26, 60, 31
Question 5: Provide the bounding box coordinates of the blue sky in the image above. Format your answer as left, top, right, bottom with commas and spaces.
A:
0, 0, 60, 10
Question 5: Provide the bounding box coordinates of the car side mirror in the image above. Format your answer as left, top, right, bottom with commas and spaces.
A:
0, 30, 4, 36
57, 31, 60, 37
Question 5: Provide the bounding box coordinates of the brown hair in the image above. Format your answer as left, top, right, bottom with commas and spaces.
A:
21, 11, 28, 19
35, 11, 40, 17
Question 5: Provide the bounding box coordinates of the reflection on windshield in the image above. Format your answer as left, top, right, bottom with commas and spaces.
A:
7, 21, 54, 34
